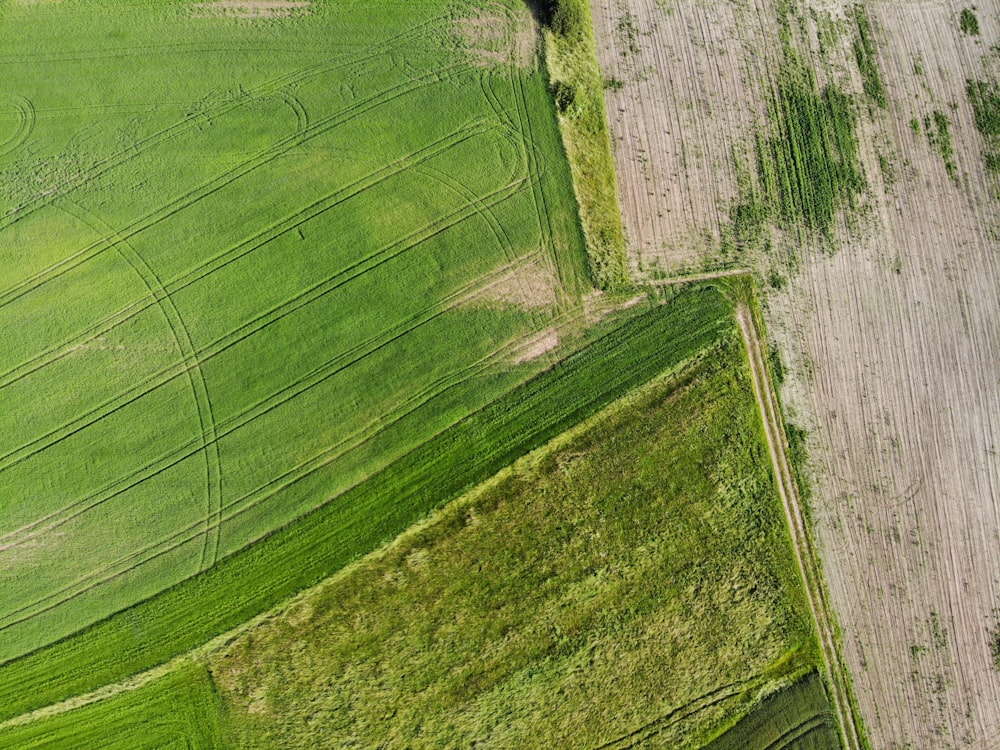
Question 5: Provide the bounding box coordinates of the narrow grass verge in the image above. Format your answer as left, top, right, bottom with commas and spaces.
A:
537, 0, 631, 291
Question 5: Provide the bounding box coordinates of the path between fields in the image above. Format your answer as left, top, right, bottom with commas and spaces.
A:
0, 271, 862, 744
734, 301, 862, 750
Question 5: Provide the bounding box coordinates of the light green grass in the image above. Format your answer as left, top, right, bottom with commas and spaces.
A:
203, 316, 820, 748
540, 0, 631, 290
0, 0, 591, 694
0, 287, 732, 721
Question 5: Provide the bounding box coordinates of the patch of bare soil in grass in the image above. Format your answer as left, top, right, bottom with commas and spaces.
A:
463, 255, 560, 310
192, 1, 311, 19
454, 4, 538, 70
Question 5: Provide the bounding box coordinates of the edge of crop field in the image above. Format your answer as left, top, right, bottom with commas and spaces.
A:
539, 0, 630, 291
0, 284, 732, 723
727, 275, 870, 750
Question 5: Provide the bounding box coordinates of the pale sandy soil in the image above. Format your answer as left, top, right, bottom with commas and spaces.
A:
592, 0, 1000, 747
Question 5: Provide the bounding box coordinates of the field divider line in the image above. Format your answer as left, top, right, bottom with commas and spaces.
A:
0, 60, 468, 309
735, 302, 862, 750
0, 18, 446, 230
55, 201, 225, 573
0, 253, 566, 630
0, 121, 505, 391
0, 173, 529, 488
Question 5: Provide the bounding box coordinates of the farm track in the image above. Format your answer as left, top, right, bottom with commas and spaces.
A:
55, 201, 224, 572
0, 172, 532, 510
0, 96, 34, 159
0, 249, 581, 632
0, 61, 468, 311
0, 120, 512, 392
0, 18, 443, 234
736, 304, 862, 750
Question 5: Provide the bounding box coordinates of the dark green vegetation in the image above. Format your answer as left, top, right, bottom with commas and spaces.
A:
853, 4, 888, 109
966, 79, 1000, 174
0, 288, 731, 722
0, 665, 227, 750
989, 616, 1000, 671
960, 7, 980, 36
540, 0, 631, 290
704, 672, 840, 749
734, 58, 864, 243
206, 316, 822, 748
924, 109, 957, 179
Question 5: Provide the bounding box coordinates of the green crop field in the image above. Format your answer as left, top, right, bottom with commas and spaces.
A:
0, 0, 590, 668
0, 297, 832, 748
0, 0, 847, 746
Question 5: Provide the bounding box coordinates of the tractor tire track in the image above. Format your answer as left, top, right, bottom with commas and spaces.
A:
0, 19, 443, 229
56, 201, 224, 573
0, 96, 34, 159
736, 303, 862, 750
591, 676, 760, 750
0, 177, 533, 551
0, 62, 466, 311
0, 121, 509, 391
0, 254, 570, 630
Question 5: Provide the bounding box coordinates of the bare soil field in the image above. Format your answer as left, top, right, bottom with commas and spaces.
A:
592, 0, 1000, 747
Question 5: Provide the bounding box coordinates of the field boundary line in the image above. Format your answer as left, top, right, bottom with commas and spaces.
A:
639, 266, 861, 749
735, 300, 862, 750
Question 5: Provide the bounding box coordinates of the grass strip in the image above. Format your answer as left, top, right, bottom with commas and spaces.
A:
0, 285, 731, 722
537, 0, 631, 291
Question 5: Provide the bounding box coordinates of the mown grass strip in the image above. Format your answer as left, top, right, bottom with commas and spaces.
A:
0, 286, 731, 722
538, 0, 631, 291
702, 671, 840, 749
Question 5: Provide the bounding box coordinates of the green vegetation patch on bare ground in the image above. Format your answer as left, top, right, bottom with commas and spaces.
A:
206, 322, 822, 748
966, 78, 1000, 174
852, 3, 887, 110
732, 59, 865, 248
537, 0, 631, 290
924, 109, 957, 180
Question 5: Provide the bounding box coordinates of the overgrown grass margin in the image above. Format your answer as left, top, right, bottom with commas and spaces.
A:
537, 0, 631, 291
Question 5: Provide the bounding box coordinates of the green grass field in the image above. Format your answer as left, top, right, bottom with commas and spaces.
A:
0, 1, 846, 746
0, 0, 591, 668
0, 299, 832, 748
